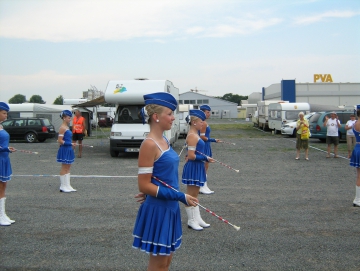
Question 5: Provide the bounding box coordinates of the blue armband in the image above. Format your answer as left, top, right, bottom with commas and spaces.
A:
195, 154, 208, 162
0, 147, 10, 153
156, 186, 188, 205
63, 142, 72, 146
210, 138, 217, 142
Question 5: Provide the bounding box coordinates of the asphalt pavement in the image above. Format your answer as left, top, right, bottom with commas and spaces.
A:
1, 120, 359, 271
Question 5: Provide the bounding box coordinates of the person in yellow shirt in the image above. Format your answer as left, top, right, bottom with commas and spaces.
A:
295, 112, 309, 160
72, 109, 86, 158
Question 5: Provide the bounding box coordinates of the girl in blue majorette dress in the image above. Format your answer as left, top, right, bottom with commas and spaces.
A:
132, 92, 198, 271
57, 110, 76, 193
350, 105, 360, 207
199, 104, 222, 195
182, 109, 215, 231
0, 102, 16, 226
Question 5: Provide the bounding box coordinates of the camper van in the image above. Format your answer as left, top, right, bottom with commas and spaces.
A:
268, 102, 310, 134
104, 79, 180, 157
257, 100, 287, 130
178, 104, 194, 138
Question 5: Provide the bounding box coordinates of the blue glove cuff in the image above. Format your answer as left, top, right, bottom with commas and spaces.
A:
156, 186, 188, 205
210, 138, 217, 142
195, 154, 208, 162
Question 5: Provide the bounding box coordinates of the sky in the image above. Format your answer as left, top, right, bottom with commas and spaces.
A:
0, 0, 359, 104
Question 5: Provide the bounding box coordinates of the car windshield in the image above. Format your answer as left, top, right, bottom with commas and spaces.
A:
115, 105, 143, 124
1, 120, 13, 127
309, 112, 321, 123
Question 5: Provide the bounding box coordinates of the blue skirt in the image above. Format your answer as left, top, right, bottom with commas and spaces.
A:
132, 196, 182, 256
350, 145, 360, 168
57, 145, 75, 164
182, 160, 207, 187
0, 153, 12, 182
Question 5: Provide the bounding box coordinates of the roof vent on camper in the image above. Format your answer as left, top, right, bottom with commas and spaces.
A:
134, 78, 149, 80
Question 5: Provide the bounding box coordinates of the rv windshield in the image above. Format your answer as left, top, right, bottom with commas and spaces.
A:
115, 105, 144, 124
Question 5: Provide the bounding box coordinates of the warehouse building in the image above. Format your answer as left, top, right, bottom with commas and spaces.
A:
262, 79, 360, 108
179, 91, 238, 118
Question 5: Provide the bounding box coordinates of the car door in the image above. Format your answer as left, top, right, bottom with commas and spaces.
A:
13, 119, 27, 139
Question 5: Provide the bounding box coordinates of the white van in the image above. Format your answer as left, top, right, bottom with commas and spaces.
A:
178, 104, 194, 138
268, 102, 310, 134
104, 79, 180, 157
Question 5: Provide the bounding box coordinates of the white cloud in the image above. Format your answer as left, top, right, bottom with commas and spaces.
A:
0, 0, 283, 42
294, 10, 360, 25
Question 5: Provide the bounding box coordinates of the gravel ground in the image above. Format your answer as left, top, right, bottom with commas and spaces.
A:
1, 119, 359, 271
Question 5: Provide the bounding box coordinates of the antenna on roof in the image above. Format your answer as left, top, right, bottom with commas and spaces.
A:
190, 87, 208, 93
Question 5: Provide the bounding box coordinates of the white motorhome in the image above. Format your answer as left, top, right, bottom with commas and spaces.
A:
257, 100, 288, 130
268, 102, 310, 134
178, 104, 194, 138
104, 79, 180, 157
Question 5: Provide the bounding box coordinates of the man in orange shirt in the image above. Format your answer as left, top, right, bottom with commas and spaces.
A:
72, 109, 86, 158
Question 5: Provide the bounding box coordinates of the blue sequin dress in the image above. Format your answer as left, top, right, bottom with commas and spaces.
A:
132, 137, 182, 256
0, 127, 12, 182
182, 134, 207, 187
350, 125, 360, 168
56, 129, 75, 164
203, 125, 212, 157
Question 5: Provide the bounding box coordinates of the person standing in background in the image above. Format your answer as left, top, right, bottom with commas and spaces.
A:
324, 112, 341, 158
350, 105, 360, 207
345, 114, 356, 159
0, 102, 16, 226
199, 105, 221, 194
295, 112, 310, 160
72, 109, 86, 158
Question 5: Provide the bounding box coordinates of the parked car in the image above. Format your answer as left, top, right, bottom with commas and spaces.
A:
281, 112, 315, 137
308, 110, 353, 142
98, 116, 114, 127
2, 118, 56, 143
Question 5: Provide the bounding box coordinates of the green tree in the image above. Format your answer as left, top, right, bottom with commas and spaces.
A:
53, 95, 64, 105
29, 95, 46, 104
214, 93, 248, 105
8, 94, 26, 104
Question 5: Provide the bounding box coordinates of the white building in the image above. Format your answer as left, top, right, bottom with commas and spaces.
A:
179, 92, 238, 119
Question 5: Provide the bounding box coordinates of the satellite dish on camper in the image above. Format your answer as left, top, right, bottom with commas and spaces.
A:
190, 87, 208, 93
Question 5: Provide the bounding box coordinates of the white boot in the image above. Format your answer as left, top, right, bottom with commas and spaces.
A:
194, 205, 210, 228
0, 197, 11, 226
59, 175, 71, 193
353, 186, 360, 207
65, 173, 77, 192
185, 207, 203, 231
200, 181, 214, 195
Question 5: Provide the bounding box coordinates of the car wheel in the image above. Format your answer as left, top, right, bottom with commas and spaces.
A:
319, 138, 326, 143
25, 132, 37, 143
110, 150, 119, 157
292, 129, 297, 137
38, 138, 46, 142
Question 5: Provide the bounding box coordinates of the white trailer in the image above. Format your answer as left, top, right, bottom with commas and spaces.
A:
257, 100, 288, 130
104, 79, 180, 157
7, 103, 73, 132
268, 102, 310, 134
178, 104, 193, 138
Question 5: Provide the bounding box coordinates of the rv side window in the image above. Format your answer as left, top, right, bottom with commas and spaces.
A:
286, 111, 300, 120
115, 105, 143, 124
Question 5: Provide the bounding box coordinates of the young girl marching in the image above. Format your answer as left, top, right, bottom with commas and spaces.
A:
199, 104, 221, 194
0, 102, 16, 226
132, 92, 198, 271
182, 109, 215, 230
57, 110, 76, 193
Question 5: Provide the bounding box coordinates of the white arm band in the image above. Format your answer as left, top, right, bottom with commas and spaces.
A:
200, 133, 205, 136
138, 167, 154, 174
187, 146, 196, 151
58, 134, 64, 137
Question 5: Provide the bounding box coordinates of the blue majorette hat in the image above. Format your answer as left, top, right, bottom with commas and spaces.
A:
357, 105, 360, 110
143, 92, 177, 111
200, 104, 211, 111
0, 102, 10, 112
189, 109, 206, 121
60, 110, 73, 118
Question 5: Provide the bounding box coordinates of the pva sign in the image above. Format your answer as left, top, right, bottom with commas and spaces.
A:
314, 74, 333, 83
